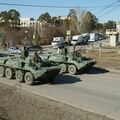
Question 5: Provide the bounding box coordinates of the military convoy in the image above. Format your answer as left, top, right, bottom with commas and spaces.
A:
40, 49, 96, 75
0, 45, 96, 86
0, 53, 60, 85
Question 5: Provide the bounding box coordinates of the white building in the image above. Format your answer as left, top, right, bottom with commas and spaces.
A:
117, 21, 120, 32
117, 21, 120, 43
20, 18, 41, 28
59, 16, 67, 20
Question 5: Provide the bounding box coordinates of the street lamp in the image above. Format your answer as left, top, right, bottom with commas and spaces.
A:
54, 19, 58, 37
65, 17, 71, 45
54, 16, 61, 37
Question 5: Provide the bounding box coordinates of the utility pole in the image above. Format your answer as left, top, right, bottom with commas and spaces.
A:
54, 16, 61, 37
99, 43, 102, 59
54, 19, 56, 37
40, 22, 43, 37
25, 30, 28, 45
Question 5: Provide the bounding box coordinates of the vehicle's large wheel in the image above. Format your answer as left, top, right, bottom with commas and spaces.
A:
68, 65, 77, 75
59, 63, 67, 73
0, 66, 5, 77
16, 70, 24, 83
5, 68, 13, 79
24, 72, 34, 85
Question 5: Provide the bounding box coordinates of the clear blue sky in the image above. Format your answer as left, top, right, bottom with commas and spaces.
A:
0, 0, 120, 23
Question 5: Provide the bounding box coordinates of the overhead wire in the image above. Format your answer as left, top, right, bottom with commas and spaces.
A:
98, 5, 120, 18
95, 0, 119, 15
0, 2, 120, 20
0, 2, 119, 9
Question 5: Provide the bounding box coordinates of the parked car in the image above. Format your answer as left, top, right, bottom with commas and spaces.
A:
51, 37, 64, 48
88, 33, 106, 42
8, 47, 21, 54
26, 45, 42, 51
71, 35, 89, 45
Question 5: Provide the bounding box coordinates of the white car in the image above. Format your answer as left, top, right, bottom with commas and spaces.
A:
51, 41, 60, 48
51, 37, 64, 49
71, 39, 78, 45
8, 47, 21, 54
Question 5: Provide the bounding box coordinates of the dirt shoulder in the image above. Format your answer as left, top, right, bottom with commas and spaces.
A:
81, 48, 120, 70
0, 83, 114, 120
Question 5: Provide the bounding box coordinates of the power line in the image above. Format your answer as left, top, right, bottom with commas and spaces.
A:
95, 0, 119, 14
98, 5, 120, 18
102, 0, 118, 9
0, 2, 119, 9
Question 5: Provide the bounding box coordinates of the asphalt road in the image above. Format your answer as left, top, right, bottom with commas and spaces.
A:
0, 67, 120, 120
0, 42, 120, 120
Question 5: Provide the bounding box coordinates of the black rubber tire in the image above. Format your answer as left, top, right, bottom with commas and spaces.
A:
5, 68, 13, 79
68, 65, 77, 75
0, 66, 5, 77
59, 63, 67, 73
16, 70, 24, 83
24, 72, 34, 85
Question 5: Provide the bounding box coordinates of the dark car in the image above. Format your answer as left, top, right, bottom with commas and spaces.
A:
71, 36, 89, 45
95, 33, 106, 41
26, 45, 42, 51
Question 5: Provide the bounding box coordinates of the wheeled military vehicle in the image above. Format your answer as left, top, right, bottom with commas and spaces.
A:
0, 53, 60, 85
40, 49, 96, 75
0, 53, 14, 58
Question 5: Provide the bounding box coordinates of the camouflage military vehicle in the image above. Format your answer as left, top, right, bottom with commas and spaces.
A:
0, 53, 60, 85
0, 53, 14, 58
40, 49, 96, 75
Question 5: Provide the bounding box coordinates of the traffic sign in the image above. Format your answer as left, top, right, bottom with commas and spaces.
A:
66, 30, 71, 36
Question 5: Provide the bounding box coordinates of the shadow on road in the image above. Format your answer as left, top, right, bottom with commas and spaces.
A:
87, 67, 109, 74
54, 74, 81, 85
33, 74, 81, 86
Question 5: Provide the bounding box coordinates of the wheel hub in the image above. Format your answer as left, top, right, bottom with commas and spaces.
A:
26, 76, 30, 82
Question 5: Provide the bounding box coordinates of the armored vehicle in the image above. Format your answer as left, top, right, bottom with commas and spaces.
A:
0, 53, 60, 85
0, 53, 14, 58
41, 49, 96, 75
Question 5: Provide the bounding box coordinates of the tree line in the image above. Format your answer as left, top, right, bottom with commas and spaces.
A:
0, 9, 116, 46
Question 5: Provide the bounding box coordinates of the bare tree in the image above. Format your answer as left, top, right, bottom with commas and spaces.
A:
75, 7, 86, 32
80, 11, 98, 33
67, 8, 86, 34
